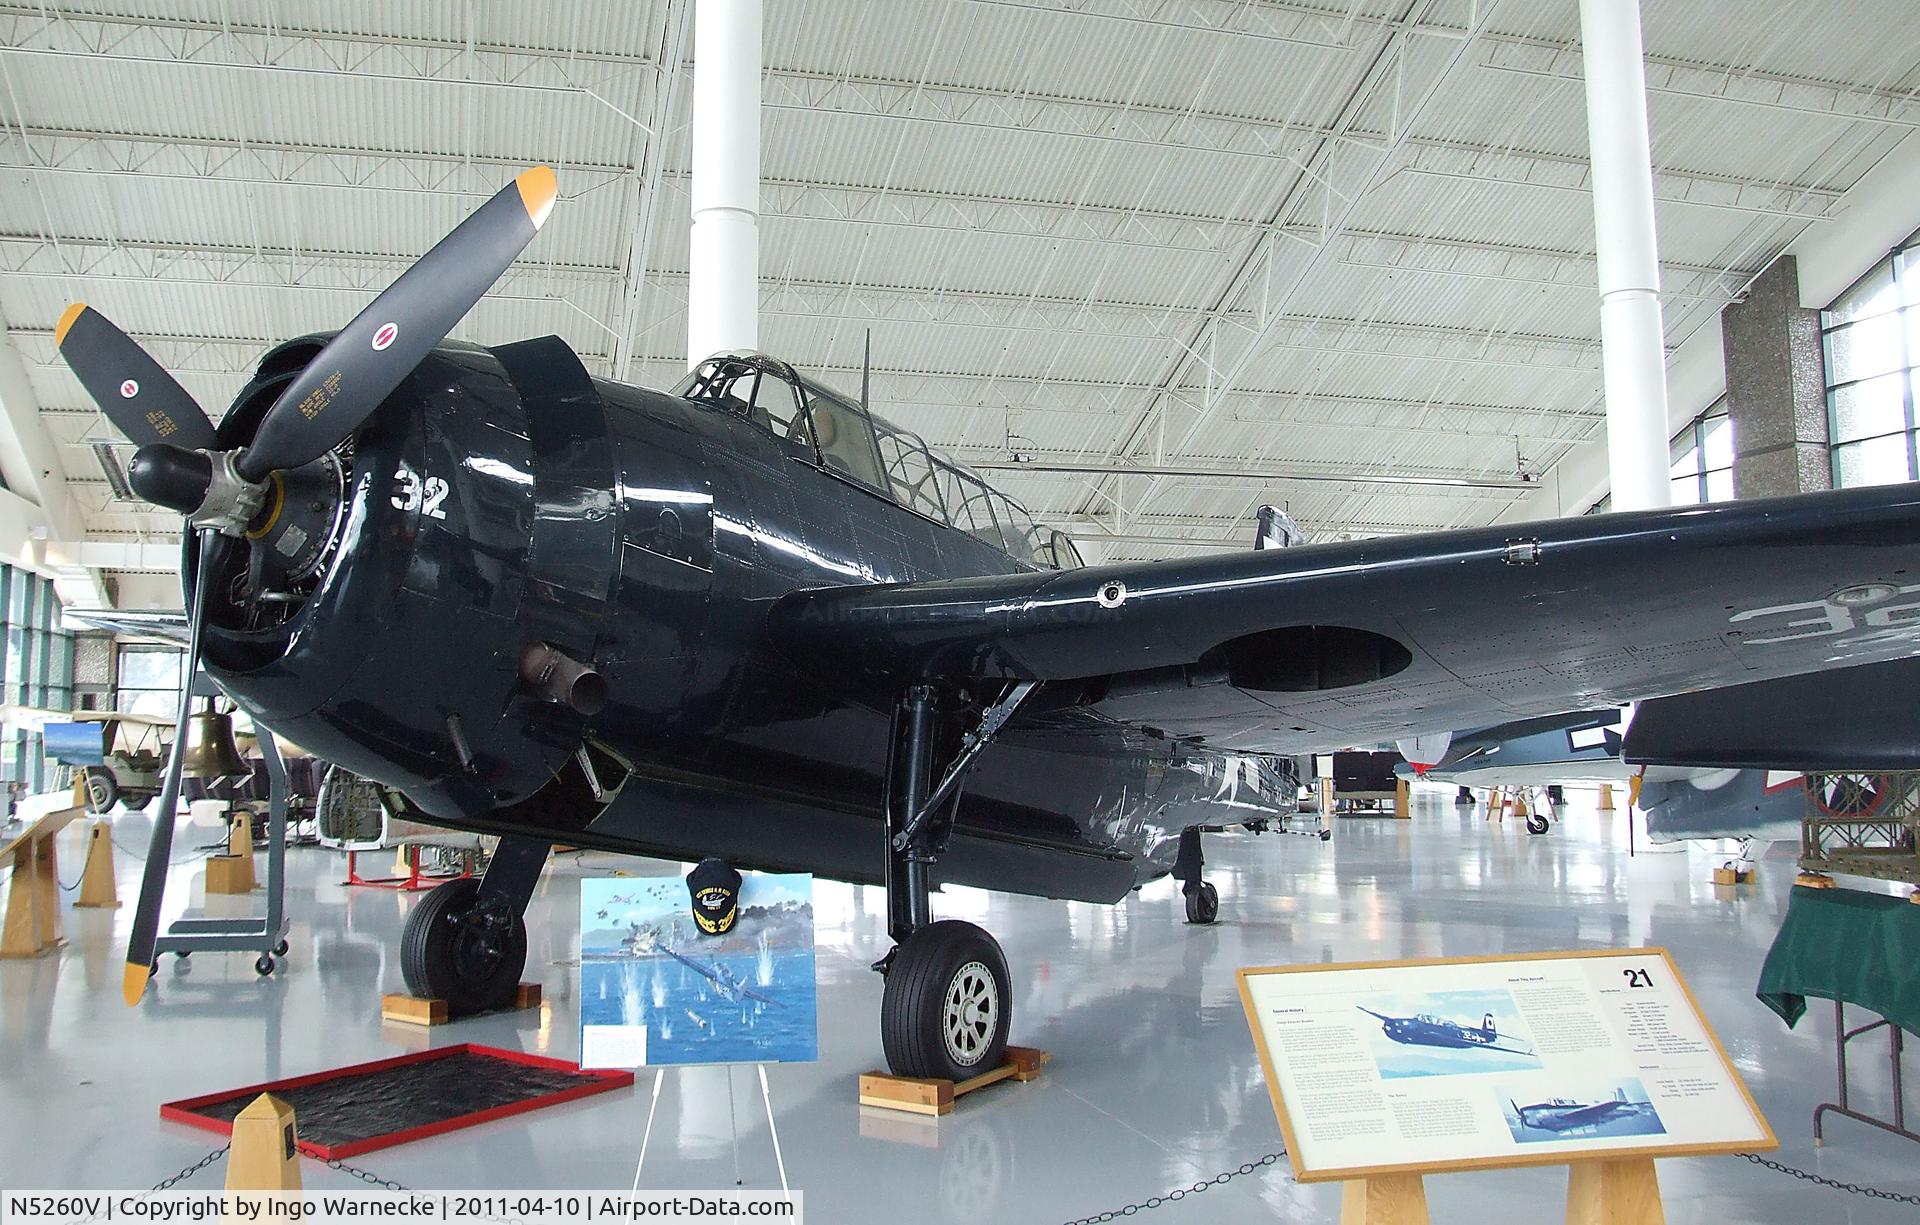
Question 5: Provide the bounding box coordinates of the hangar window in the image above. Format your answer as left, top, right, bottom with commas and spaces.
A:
1824, 233, 1920, 488
0, 566, 75, 794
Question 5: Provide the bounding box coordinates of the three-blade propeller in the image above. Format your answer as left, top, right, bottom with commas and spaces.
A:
53, 167, 557, 1005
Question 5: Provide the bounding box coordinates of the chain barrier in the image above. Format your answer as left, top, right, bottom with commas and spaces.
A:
322, 1157, 412, 1191
1055, 1148, 1917, 1222
1740, 1152, 1920, 1205
149, 1144, 230, 1191
1059, 1151, 1285, 1224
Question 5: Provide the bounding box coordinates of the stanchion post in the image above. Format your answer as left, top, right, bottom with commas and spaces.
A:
225, 1093, 302, 1191
76, 821, 119, 908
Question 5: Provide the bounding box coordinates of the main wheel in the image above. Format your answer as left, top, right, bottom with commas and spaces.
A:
881, 920, 1011, 1081
83, 768, 119, 814
1184, 880, 1220, 924
401, 877, 527, 1016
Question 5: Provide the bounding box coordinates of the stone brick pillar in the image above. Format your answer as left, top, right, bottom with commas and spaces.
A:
1720, 254, 1830, 497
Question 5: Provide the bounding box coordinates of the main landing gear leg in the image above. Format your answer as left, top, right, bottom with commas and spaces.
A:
876, 684, 1013, 1081
1173, 827, 1219, 925
401, 834, 547, 1015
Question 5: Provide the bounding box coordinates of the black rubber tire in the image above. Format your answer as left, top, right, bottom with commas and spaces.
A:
401, 876, 526, 1016
881, 920, 1011, 1081
1526, 813, 1550, 835
83, 769, 119, 815
255, 954, 275, 976
1184, 880, 1220, 925
273, 940, 289, 958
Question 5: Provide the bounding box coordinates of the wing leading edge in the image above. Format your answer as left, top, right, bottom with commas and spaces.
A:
767, 484, 1920, 754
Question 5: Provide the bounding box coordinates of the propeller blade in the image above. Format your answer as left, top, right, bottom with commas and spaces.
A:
54, 304, 219, 451
123, 530, 227, 1005
237, 166, 557, 482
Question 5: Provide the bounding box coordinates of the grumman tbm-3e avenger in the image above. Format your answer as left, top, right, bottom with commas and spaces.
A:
55, 164, 1920, 1082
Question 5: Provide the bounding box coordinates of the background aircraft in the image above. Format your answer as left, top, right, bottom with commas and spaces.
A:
55, 166, 1920, 1082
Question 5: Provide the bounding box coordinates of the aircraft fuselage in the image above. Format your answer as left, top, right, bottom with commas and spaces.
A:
199, 338, 1296, 903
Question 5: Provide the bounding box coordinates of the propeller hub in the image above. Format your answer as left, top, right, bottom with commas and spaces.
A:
127, 443, 213, 515
129, 444, 267, 536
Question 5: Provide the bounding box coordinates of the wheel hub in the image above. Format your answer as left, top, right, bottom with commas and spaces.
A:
943, 959, 999, 1067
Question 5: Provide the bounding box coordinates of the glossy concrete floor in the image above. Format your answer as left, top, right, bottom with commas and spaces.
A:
2, 791, 1916, 1223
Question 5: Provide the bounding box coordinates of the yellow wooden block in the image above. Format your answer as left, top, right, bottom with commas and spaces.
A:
858, 1046, 1048, 1116
226, 1093, 301, 1191
205, 853, 255, 894
1712, 866, 1753, 886
381, 993, 449, 1026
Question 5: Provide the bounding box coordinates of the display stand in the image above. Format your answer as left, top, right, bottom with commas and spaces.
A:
0, 804, 84, 958
631, 1064, 788, 1195
858, 1046, 1050, 1116
1240, 951, 1773, 1225
1341, 1173, 1427, 1224
1565, 1157, 1663, 1225
345, 844, 470, 891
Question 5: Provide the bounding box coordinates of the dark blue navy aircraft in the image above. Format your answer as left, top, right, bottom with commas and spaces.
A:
55, 167, 1920, 1081
1359, 1007, 1534, 1057
1511, 1089, 1655, 1134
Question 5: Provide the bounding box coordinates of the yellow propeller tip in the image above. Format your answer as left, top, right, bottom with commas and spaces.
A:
516, 166, 558, 229
54, 302, 87, 347
122, 960, 151, 1007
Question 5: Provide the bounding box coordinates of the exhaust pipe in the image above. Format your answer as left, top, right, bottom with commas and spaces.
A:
518, 642, 609, 715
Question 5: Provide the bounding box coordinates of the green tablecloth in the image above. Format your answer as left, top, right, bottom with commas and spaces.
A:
1756, 885, 1920, 1034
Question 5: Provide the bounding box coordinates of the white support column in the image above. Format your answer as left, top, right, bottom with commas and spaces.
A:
0, 320, 111, 605
1579, 0, 1671, 512
686, 0, 761, 367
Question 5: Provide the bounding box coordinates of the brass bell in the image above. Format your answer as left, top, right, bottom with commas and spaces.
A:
180, 702, 249, 780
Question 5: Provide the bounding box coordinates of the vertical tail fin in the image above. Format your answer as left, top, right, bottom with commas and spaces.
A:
1484, 1012, 1496, 1037
1615, 1087, 1627, 1103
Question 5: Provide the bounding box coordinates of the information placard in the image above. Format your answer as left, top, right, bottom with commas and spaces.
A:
1237, 949, 1775, 1182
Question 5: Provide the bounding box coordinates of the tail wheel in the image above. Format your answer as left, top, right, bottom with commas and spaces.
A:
401, 876, 526, 1015
1184, 881, 1220, 924
881, 920, 1011, 1081
83, 768, 119, 814
1525, 813, 1550, 835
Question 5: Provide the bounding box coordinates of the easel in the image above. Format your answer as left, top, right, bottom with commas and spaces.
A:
631, 1064, 788, 1195
0, 803, 85, 958
1339, 1158, 1664, 1224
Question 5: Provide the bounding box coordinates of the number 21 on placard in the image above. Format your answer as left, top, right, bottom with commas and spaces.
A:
392, 466, 449, 520
1623, 967, 1653, 988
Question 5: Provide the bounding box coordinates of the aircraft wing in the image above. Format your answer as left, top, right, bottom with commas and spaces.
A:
768, 485, 1920, 755
61, 608, 193, 645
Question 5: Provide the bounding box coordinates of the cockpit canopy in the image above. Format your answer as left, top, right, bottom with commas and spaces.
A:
675, 352, 1084, 570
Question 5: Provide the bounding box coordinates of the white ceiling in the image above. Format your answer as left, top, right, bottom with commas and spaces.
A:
2, 0, 1917, 587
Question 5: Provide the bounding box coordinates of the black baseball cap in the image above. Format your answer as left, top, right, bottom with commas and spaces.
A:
687, 858, 742, 935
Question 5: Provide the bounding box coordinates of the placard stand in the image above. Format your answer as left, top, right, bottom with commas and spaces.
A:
1340, 1173, 1427, 1224
631, 1064, 788, 1195
1566, 1156, 1662, 1225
